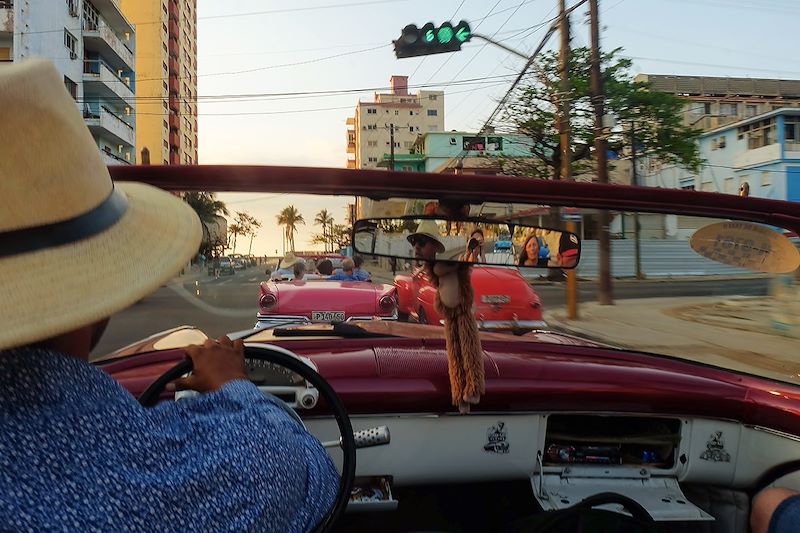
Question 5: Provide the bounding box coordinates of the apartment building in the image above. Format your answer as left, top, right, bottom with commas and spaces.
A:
347, 75, 444, 170
637, 74, 800, 131
0, 0, 137, 165
121, 0, 197, 165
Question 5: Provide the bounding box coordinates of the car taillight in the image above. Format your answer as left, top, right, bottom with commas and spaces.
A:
260, 293, 277, 309
379, 294, 396, 311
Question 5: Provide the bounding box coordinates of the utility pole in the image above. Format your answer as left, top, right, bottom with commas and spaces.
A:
589, 0, 613, 305
558, 0, 578, 319
631, 122, 643, 279
389, 123, 396, 171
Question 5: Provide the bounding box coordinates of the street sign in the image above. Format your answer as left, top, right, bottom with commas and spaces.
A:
393, 21, 472, 59
560, 207, 582, 222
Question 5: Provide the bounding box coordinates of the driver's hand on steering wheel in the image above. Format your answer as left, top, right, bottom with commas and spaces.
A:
172, 336, 248, 393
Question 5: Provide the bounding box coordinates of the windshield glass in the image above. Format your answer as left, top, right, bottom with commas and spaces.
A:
91, 191, 800, 388
66, 1, 800, 388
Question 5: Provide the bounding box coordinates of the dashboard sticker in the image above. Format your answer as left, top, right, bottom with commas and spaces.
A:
484, 421, 510, 454
700, 431, 731, 462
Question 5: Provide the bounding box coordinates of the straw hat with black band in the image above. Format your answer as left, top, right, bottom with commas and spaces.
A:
0, 60, 202, 351
407, 219, 446, 253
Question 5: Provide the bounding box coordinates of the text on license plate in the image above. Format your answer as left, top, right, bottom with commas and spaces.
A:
312, 311, 346, 322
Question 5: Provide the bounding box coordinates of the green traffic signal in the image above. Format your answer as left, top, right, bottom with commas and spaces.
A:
437, 26, 453, 44
393, 20, 472, 59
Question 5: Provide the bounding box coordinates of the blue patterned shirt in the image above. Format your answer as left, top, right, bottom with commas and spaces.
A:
0, 348, 339, 532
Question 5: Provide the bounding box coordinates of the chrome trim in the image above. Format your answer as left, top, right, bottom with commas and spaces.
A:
439, 319, 549, 330
749, 425, 800, 442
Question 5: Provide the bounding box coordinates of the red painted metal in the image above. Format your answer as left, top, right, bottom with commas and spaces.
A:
396, 266, 543, 327
99, 335, 800, 438
106, 165, 800, 233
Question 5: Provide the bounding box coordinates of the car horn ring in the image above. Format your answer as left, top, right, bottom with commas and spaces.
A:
138, 344, 356, 533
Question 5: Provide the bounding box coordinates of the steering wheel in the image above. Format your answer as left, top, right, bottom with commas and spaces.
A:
138, 343, 356, 533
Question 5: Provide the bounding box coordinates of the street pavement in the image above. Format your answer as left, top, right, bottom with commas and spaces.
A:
544, 295, 800, 386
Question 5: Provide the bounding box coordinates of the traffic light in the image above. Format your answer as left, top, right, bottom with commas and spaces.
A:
393, 21, 472, 59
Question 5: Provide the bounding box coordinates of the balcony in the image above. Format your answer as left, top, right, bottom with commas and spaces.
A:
168, 57, 179, 75
168, 111, 180, 131
82, 19, 134, 71
0, 1, 12, 34
169, 93, 180, 112
347, 142, 356, 154
83, 59, 134, 107
168, 74, 179, 94
85, 105, 134, 147
169, 130, 180, 149
347, 159, 356, 169
100, 147, 132, 166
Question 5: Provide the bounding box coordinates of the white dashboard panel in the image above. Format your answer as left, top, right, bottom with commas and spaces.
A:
680, 419, 740, 486
305, 414, 544, 485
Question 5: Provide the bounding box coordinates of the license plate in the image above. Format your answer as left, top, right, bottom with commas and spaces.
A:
312, 311, 346, 322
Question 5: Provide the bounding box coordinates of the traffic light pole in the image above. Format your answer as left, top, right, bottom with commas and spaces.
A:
471, 34, 531, 60
389, 123, 395, 171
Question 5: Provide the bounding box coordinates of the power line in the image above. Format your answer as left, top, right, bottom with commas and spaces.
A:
409, 0, 467, 80
71, 72, 521, 104
424, 0, 503, 84
16, 0, 410, 36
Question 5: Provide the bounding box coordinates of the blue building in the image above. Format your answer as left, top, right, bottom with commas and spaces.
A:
644, 108, 800, 202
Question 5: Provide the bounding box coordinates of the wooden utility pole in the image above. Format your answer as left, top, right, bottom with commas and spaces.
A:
389, 123, 396, 171
589, 0, 613, 304
558, 0, 578, 319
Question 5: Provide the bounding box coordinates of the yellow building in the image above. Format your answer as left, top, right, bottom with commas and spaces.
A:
120, 0, 197, 164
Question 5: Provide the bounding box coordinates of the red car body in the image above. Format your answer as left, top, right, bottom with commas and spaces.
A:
257, 279, 398, 327
394, 265, 545, 331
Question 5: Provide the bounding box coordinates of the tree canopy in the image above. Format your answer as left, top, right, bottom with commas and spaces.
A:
498, 47, 703, 179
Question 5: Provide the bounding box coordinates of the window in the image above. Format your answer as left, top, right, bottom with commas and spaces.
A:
66, 0, 78, 17
703, 103, 712, 115
487, 136, 504, 151
449, 137, 457, 145
428, 94, 438, 101
745, 104, 758, 117
427, 109, 438, 116
761, 171, 771, 187
403, 141, 413, 148
394, 110, 399, 116
63, 29, 77, 60
366, 124, 377, 130
163, 100, 168, 111
463, 136, 486, 151
724, 177, 736, 194
163, 81, 168, 92
163, 140, 169, 150
367, 140, 377, 147
401, 165, 413, 171
409, 110, 414, 116
720, 103, 738, 116
82, 1, 98, 30
63, 76, 77, 100
163, 119, 168, 130
700, 181, 714, 192
739, 118, 776, 149
367, 157, 378, 163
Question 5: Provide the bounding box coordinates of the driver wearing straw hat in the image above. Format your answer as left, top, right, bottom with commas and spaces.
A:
0, 60, 337, 531
408, 219, 446, 261
271, 250, 301, 280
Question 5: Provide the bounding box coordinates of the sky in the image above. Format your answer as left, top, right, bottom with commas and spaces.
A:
194, 0, 800, 255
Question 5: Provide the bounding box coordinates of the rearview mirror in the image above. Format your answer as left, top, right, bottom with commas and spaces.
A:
352, 217, 581, 269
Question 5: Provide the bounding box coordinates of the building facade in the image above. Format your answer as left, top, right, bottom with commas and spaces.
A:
121, 0, 197, 165
347, 75, 444, 170
637, 74, 800, 131
1, 0, 136, 165
643, 108, 800, 203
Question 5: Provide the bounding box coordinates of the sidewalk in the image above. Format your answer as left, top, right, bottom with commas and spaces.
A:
544, 296, 800, 384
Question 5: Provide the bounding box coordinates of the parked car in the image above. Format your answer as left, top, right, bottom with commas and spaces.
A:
394, 265, 545, 332
256, 278, 398, 328
207, 256, 235, 276
102, 164, 800, 532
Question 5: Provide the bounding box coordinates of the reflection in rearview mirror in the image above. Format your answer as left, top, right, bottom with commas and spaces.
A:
352, 217, 581, 269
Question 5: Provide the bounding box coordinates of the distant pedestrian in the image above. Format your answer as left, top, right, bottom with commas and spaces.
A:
389, 257, 397, 276
213, 256, 221, 279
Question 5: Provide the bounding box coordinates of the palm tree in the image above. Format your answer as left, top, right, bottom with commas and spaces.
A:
228, 222, 244, 254
182, 192, 229, 257
314, 209, 334, 252
276, 206, 305, 252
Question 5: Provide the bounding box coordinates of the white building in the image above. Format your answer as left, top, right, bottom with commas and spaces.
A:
0, 0, 136, 165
